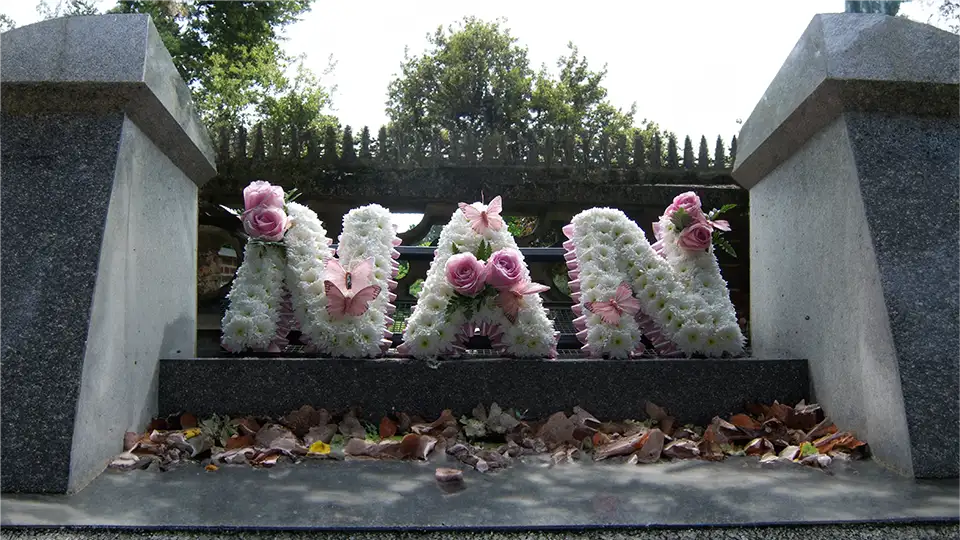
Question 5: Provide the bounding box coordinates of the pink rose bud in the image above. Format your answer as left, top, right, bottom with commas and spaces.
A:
445, 253, 488, 297
677, 221, 713, 251
243, 180, 284, 211
243, 204, 288, 241
485, 248, 525, 290
666, 191, 702, 215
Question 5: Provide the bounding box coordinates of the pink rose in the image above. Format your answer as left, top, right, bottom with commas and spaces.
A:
486, 249, 524, 290
243, 204, 288, 241
666, 191, 702, 215
243, 180, 284, 211
445, 253, 487, 297
677, 221, 713, 251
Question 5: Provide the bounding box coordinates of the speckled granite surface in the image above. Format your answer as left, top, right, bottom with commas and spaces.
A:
158, 357, 809, 424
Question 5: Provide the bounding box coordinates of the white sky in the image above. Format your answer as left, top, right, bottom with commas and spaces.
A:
3, 1, 944, 142
2, 1, 944, 229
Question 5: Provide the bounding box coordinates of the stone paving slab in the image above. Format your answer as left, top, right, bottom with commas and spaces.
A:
2, 458, 955, 530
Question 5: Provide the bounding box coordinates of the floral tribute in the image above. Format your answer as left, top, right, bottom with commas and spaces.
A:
563, 191, 744, 358
221, 182, 400, 357
221, 181, 325, 353
290, 204, 401, 357
399, 196, 558, 358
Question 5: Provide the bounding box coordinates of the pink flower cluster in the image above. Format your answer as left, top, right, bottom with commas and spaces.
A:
655, 191, 730, 251
444, 248, 527, 297
242, 181, 288, 241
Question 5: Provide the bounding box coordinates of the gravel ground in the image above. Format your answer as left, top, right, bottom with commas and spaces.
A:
2, 524, 959, 540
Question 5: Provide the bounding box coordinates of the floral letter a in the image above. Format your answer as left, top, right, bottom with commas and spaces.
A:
564, 192, 745, 358
400, 196, 558, 358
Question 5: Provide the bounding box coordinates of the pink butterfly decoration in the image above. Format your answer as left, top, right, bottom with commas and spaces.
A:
496, 280, 550, 323
323, 257, 382, 318
584, 282, 641, 325
459, 195, 504, 234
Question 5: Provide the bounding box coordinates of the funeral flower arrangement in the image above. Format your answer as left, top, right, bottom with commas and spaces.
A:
400, 196, 558, 358
221, 181, 318, 353
563, 191, 744, 358
221, 182, 400, 357
288, 204, 401, 358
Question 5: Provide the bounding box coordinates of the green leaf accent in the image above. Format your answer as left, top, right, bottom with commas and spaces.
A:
712, 232, 737, 258
451, 242, 461, 254
475, 239, 493, 261
800, 441, 819, 457
708, 203, 737, 220
284, 187, 303, 205
670, 207, 693, 231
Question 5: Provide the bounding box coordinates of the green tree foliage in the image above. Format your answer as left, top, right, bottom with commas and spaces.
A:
845, 1, 901, 15
0, 14, 15, 31
110, 1, 318, 132
682, 135, 695, 169
698, 135, 710, 169
386, 17, 534, 148
255, 56, 339, 146
714, 135, 726, 169
666, 134, 679, 167
37, 0, 100, 18
530, 43, 635, 140
386, 17, 671, 162
730, 135, 738, 166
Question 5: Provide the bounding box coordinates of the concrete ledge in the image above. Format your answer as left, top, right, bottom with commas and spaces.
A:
1, 15, 215, 185
732, 14, 959, 188
159, 357, 809, 423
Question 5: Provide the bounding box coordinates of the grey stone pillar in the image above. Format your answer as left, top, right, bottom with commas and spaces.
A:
1, 14, 216, 493
732, 14, 958, 478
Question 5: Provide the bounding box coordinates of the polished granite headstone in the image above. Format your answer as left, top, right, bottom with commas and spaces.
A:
1, 14, 216, 493
732, 14, 959, 478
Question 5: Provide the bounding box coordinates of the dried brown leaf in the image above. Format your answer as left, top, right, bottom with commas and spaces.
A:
745, 402, 770, 418
379, 417, 398, 439
663, 439, 700, 459
436, 467, 464, 483
592, 432, 611, 447
212, 447, 255, 464
645, 401, 669, 422
398, 433, 420, 458
304, 424, 338, 446
397, 412, 412, 433
594, 431, 646, 461
779, 445, 800, 460
790, 403, 822, 431
729, 414, 761, 430
634, 428, 665, 464
539, 412, 577, 449
255, 424, 303, 453
659, 416, 675, 436
226, 434, 254, 450
344, 438, 380, 457
769, 401, 794, 424
744, 437, 774, 456
282, 406, 330, 438
123, 432, 140, 452
231, 416, 261, 436
338, 416, 367, 439
180, 413, 198, 429
698, 439, 725, 461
